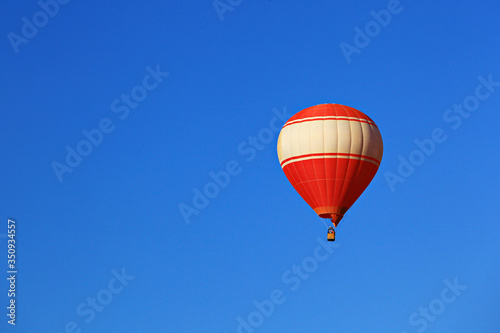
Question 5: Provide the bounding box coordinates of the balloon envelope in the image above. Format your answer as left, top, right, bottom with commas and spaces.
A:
277, 104, 383, 226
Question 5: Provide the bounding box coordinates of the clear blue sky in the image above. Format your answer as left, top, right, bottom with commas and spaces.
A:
1, 1, 499, 332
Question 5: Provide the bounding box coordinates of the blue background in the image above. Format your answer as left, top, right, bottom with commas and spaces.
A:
1, 0, 499, 332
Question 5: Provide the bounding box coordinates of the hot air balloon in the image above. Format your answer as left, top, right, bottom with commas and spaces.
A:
277, 103, 383, 240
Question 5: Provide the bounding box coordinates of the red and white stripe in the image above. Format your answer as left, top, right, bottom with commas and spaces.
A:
277, 104, 383, 226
